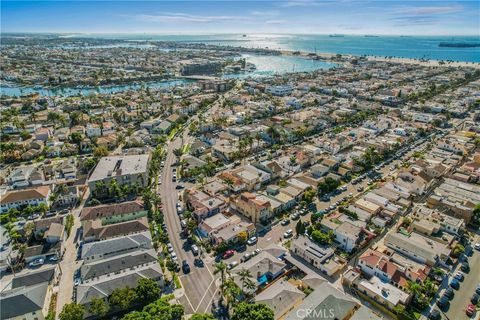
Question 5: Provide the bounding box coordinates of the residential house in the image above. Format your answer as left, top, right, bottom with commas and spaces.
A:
231, 192, 271, 223
0, 186, 51, 213
80, 200, 147, 226
87, 154, 150, 194
81, 231, 152, 262
82, 217, 149, 242
291, 235, 344, 276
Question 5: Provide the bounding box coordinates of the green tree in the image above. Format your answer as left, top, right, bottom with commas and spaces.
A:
135, 278, 160, 304
64, 214, 74, 236
311, 230, 334, 245
59, 303, 85, 320
109, 287, 137, 311
93, 146, 109, 158
295, 220, 306, 236
89, 297, 109, 318
191, 314, 215, 320
231, 302, 274, 320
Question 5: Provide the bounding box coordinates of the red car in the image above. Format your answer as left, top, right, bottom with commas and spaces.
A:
222, 249, 235, 259
466, 303, 475, 316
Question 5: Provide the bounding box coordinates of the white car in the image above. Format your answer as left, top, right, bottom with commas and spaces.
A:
283, 229, 293, 238
227, 261, 238, 270
247, 236, 257, 246
171, 252, 178, 261
167, 243, 174, 253
474, 243, 480, 250
29, 258, 44, 268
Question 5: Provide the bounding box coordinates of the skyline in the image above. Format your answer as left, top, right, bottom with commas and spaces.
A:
2, 1, 480, 35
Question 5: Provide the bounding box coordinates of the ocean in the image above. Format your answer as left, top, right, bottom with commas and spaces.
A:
78, 34, 480, 63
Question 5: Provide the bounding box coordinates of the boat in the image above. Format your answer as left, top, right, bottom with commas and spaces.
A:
365, 35, 379, 38
329, 34, 344, 37
242, 34, 247, 37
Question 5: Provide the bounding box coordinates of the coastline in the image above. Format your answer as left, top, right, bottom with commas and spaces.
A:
280, 50, 480, 69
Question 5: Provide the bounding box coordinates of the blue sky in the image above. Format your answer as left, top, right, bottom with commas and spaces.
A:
2, 1, 479, 35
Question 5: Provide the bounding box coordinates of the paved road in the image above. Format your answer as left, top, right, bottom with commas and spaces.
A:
56, 189, 89, 316
158, 97, 227, 314
444, 239, 480, 320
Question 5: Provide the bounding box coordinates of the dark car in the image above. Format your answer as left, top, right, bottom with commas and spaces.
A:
175, 185, 184, 189
436, 298, 449, 310
471, 293, 479, 305
450, 279, 460, 290
443, 288, 454, 299
194, 258, 204, 267
182, 260, 190, 273
428, 309, 441, 320
461, 264, 470, 273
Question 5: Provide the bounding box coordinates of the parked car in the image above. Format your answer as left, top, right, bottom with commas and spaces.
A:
182, 260, 190, 273
291, 213, 300, 220
167, 243, 174, 253
454, 272, 464, 281
428, 309, 441, 320
241, 253, 251, 262
191, 244, 199, 255
283, 229, 293, 238
461, 264, 470, 273
443, 288, 454, 299
29, 258, 44, 268
281, 219, 290, 226
49, 255, 59, 262
471, 293, 479, 305
474, 243, 480, 250
450, 279, 460, 290
436, 297, 449, 310
227, 261, 238, 270
171, 252, 178, 261
247, 236, 257, 246
222, 250, 235, 259
466, 303, 476, 316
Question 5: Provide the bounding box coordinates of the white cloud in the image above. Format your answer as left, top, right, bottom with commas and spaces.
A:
265, 19, 286, 24
395, 5, 463, 16
132, 13, 249, 23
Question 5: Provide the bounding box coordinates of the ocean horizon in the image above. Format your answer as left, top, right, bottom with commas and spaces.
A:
3, 33, 479, 63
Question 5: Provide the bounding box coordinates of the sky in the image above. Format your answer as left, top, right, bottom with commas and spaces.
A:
1, 0, 479, 35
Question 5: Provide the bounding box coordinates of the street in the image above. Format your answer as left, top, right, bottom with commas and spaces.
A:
55, 189, 89, 315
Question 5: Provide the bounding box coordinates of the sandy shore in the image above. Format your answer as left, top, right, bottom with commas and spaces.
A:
280, 50, 480, 69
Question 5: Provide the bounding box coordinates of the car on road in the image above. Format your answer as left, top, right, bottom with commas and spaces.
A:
29, 258, 44, 268
27, 214, 40, 220
466, 303, 476, 317
222, 249, 235, 259
227, 261, 238, 270
182, 260, 190, 273
281, 219, 290, 226
194, 258, 204, 267
283, 229, 293, 238
252, 249, 261, 256
191, 244, 199, 255
247, 237, 257, 246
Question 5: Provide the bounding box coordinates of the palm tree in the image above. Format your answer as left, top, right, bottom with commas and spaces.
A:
406, 281, 422, 299
237, 268, 252, 292
214, 262, 228, 300
242, 278, 257, 301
